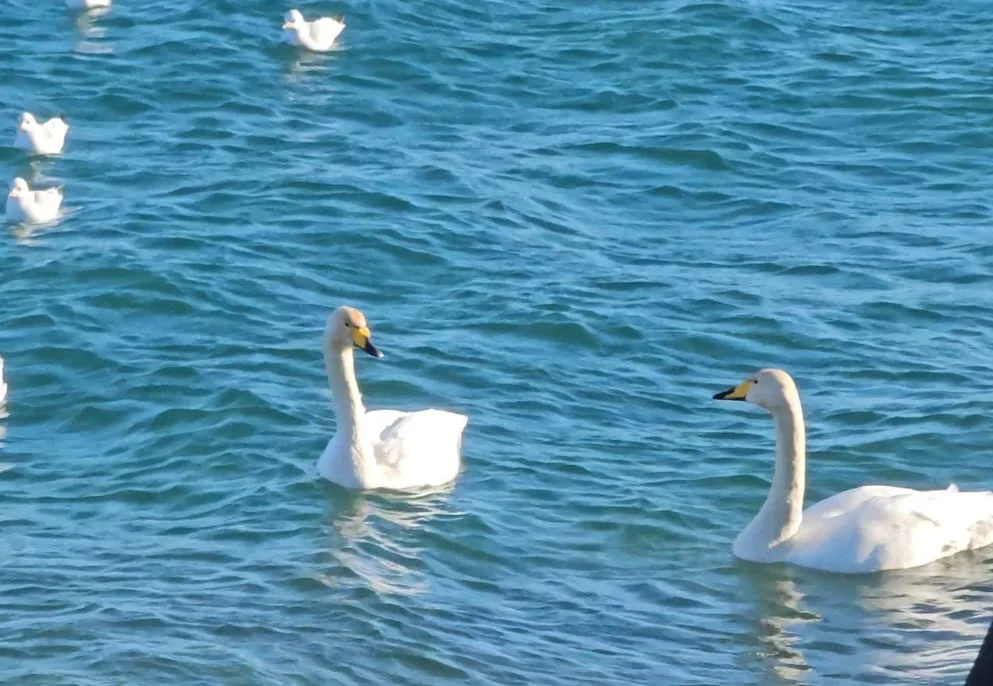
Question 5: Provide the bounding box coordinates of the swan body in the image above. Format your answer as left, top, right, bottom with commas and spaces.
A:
6, 178, 63, 224
66, 0, 112, 9
714, 368, 993, 574
282, 9, 345, 52
14, 113, 69, 155
317, 306, 467, 490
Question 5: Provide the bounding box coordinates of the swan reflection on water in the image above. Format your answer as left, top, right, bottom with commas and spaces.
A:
315, 485, 458, 596
740, 555, 993, 684
73, 7, 113, 55
741, 569, 816, 684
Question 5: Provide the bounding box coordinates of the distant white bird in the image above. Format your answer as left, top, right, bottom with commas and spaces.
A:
6, 178, 63, 224
14, 113, 69, 156
66, 0, 112, 9
0, 356, 6, 406
282, 9, 345, 52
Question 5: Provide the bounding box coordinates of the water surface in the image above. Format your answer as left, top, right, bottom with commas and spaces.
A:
2, 0, 993, 683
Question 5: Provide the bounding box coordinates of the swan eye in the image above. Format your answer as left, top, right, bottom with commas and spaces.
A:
344, 321, 351, 328
752, 379, 759, 384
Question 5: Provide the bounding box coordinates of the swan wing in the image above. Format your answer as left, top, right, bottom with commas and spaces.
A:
371, 409, 467, 489
789, 485, 993, 573
44, 120, 68, 148
363, 409, 407, 443
31, 188, 63, 210
310, 17, 345, 43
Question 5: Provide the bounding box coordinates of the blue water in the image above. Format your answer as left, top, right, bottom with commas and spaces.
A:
2, 0, 993, 683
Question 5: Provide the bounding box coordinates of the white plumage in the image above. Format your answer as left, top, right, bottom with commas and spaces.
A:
714, 368, 993, 573
6, 178, 63, 224
66, 0, 112, 9
282, 9, 345, 52
317, 306, 467, 490
14, 113, 69, 156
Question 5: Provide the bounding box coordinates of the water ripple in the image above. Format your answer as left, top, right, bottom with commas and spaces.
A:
2, 0, 993, 683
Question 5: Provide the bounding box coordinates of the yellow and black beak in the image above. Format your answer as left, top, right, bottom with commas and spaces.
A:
351, 326, 383, 358
713, 379, 752, 401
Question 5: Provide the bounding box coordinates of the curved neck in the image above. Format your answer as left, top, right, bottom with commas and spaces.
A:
742, 399, 806, 552
324, 343, 377, 485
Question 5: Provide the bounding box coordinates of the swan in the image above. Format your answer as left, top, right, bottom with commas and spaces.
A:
713, 368, 993, 573
6, 178, 63, 224
317, 306, 468, 490
66, 0, 112, 9
14, 113, 69, 155
282, 9, 345, 52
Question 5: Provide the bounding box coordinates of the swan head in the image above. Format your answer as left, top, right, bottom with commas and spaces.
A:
8, 177, 28, 199
18, 112, 38, 131
326, 306, 383, 358
282, 9, 304, 29
713, 368, 799, 412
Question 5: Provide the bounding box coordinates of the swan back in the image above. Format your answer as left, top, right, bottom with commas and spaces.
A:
372, 409, 467, 488
786, 485, 993, 573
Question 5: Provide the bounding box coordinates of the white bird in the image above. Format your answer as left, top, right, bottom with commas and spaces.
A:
317, 306, 468, 490
713, 368, 993, 573
6, 178, 63, 224
14, 113, 69, 156
282, 9, 345, 52
0, 356, 6, 406
66, 0, 112, 9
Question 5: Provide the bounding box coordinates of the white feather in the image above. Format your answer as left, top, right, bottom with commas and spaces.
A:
14, 113, 69, 156
316, 306, 467, 491
282, 9, 345, 52
6, 178, 63, 224
716, 368, 993, 573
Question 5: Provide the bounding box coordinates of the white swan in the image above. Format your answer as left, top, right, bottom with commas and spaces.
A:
282, 9, 345, 52
6, 178, 63, 224
317, 306, 468, 490
14, 113, 69, 155
66, 0, 112, 9
713, 368, 993, 573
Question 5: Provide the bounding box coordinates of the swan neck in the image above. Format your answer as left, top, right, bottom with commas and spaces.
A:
325, 344, 377, 485
327, 346, 365, 420
737, 398, 806, 557
767, 399, 806, 539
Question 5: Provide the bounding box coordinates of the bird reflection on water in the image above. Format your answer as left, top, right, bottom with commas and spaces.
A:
314, 486, 458, 597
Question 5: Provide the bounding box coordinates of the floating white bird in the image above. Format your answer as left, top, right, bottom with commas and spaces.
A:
0, 356, 6, 406
14, 113, 69, 156
317, 306, 468, 490
6, 178, 63, 224
66, 0, 112, 9
282, 9, 345, 52
713, 368, 993, 573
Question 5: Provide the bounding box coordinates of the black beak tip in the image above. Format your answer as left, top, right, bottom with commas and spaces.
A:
363, 341, 383, 358
713, 387, 742, 401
